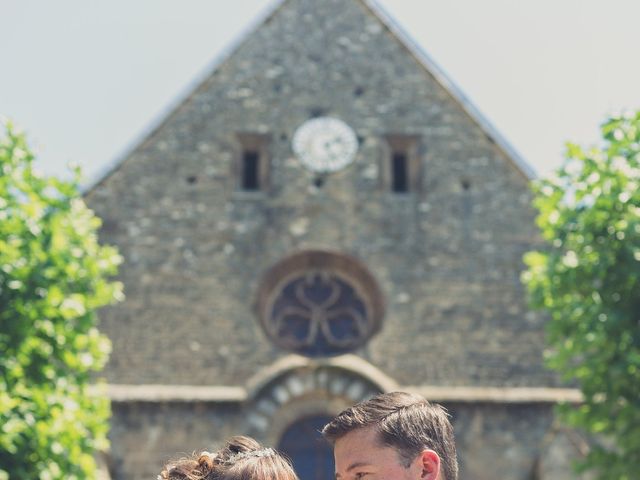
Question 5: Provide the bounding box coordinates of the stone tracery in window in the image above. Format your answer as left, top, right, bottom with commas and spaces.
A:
256, 251, 384, 357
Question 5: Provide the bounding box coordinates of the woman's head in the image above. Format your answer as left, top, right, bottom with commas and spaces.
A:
159, 436, 299, 480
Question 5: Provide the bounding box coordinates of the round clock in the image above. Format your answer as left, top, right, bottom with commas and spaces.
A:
292, 117, 358, 173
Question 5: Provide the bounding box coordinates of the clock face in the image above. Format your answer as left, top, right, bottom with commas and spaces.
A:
292, 117, 358, 173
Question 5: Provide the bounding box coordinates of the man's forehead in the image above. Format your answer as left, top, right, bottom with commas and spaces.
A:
335, 428, 396, 465
335, 427, 374, 448
334, 452, 377, 479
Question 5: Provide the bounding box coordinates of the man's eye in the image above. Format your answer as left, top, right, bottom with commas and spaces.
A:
355, 473, 368, 480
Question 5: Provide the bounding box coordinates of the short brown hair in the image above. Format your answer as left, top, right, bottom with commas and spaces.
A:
322, 392, 458, 480
159, 436, 299, 480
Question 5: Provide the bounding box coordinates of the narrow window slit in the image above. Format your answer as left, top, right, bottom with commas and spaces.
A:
392, 152, 409, 193
236, 133, 270, 192
242, 150, 260, 191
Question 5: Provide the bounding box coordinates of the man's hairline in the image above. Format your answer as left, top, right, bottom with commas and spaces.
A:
329, 425, 423, 469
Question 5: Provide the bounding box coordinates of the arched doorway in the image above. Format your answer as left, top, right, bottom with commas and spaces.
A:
278, 415, 334, 480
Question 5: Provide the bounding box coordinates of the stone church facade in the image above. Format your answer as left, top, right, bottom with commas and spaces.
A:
86, 1, 587, 478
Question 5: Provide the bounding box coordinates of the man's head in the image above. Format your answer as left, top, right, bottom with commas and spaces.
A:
322, 392, 458, 480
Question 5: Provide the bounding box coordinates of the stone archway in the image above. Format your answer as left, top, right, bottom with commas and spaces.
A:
243, 363, 385, 480
243, 362, 386, 442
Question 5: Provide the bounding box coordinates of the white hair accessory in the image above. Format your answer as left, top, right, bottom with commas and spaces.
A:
225, 447, 276, 464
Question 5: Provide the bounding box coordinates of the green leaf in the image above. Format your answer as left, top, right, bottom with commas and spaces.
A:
523, 111, 640, 479
0, 120, 122, 479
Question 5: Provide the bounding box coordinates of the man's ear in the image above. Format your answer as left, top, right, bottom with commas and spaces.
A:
417, 449, 441, 480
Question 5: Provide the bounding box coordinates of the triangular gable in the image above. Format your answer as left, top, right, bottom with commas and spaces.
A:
361, 0, 536, 180
84, 0, 289, 194
85, 0, 535, 194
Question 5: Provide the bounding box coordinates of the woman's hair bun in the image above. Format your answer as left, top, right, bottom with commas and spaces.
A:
159, 435, 298, 480
197, 451, 216, 471
216, 436, 262, 463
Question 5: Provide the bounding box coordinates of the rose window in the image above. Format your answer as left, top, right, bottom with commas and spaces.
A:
256, 251, 384, 357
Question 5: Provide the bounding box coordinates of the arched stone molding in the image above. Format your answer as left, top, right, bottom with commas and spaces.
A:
245, 354, 399, 400
243, 360, 391, 443
256, 395, 349, 447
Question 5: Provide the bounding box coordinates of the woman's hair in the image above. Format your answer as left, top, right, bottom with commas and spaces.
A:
158, 436, 299, 480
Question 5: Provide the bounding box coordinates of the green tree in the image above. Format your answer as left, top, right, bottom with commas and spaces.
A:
523, 112, 640, 479
0, 121, 123, 479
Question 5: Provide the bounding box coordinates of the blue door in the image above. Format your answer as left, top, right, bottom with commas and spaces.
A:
278, 415, 335, 480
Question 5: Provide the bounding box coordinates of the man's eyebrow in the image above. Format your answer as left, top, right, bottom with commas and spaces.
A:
335, 462, 371, 479
347, 462, 371, 471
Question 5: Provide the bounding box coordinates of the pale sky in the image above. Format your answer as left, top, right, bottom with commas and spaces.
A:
1, 0, 639, 186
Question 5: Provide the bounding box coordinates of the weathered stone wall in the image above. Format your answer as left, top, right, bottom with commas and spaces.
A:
449, 402, 592, 480
87, 0, 554, 389
108, 402, 242, 480
108, 401, 589, 480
